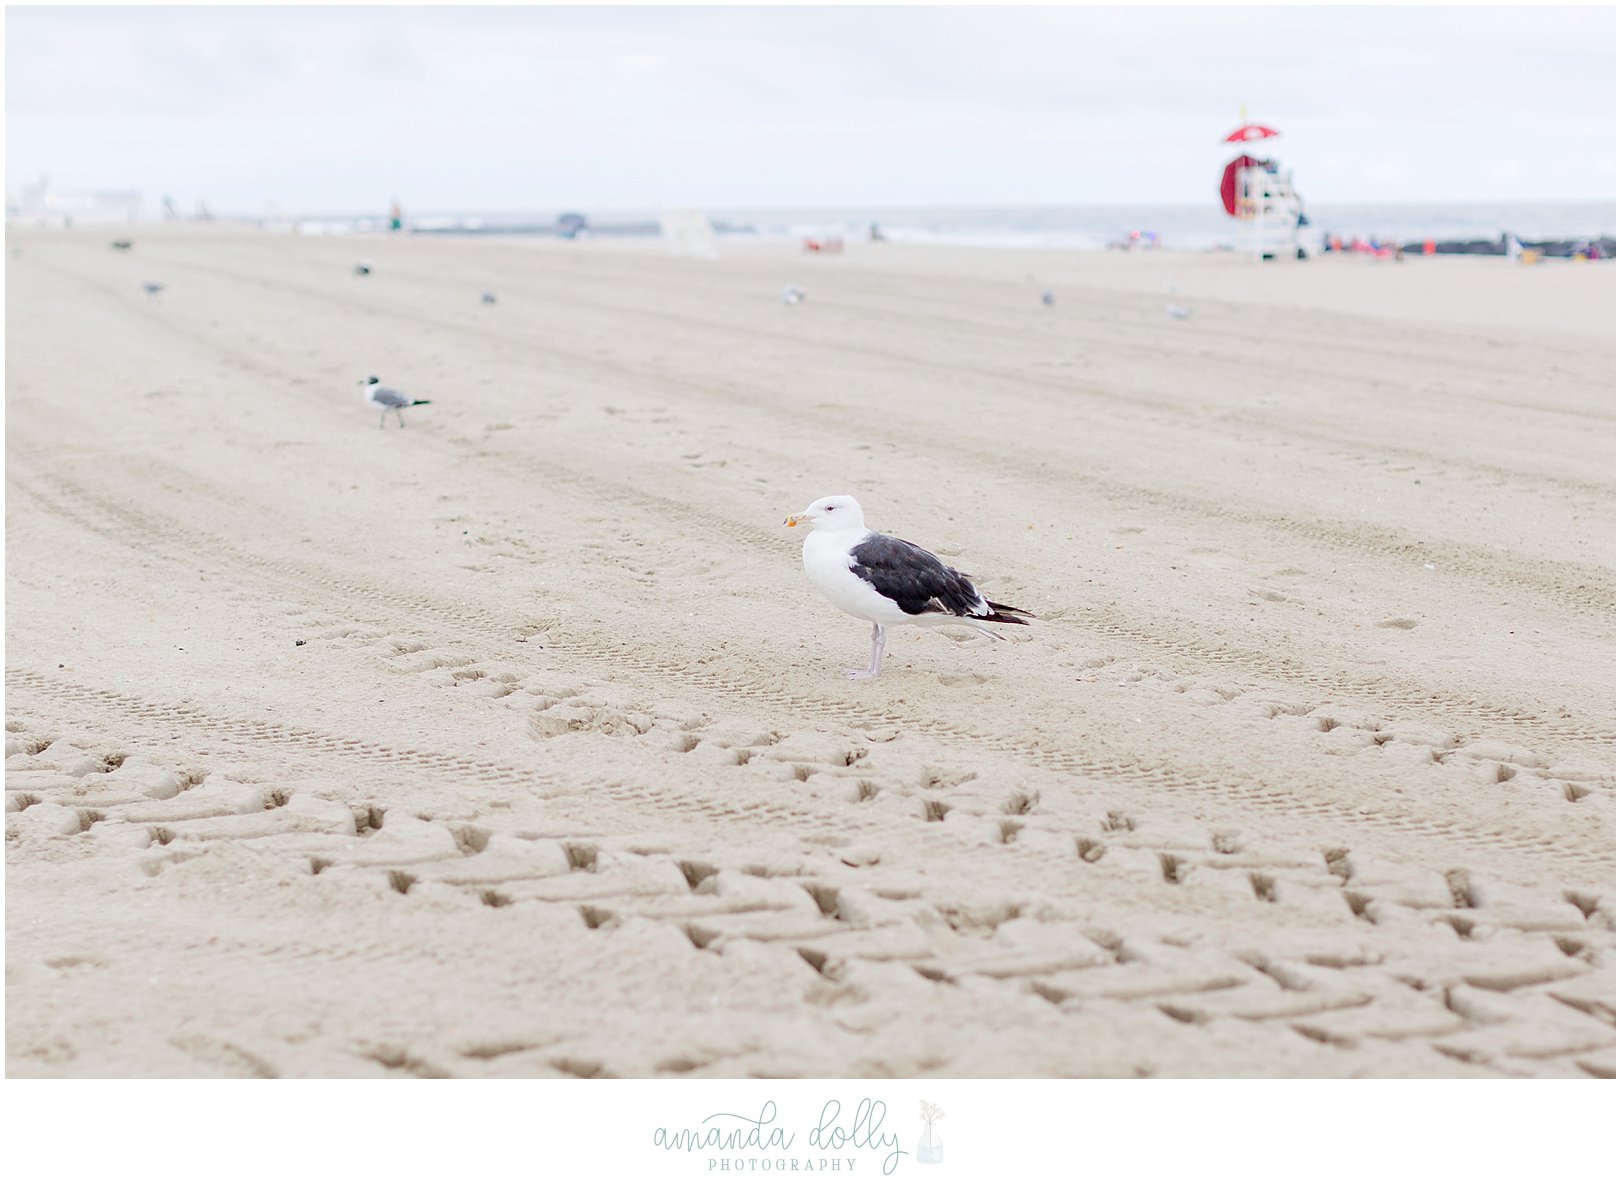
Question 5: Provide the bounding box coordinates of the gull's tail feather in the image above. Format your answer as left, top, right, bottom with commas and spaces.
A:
976, 600, 1031, 626
411, 399, 432, 406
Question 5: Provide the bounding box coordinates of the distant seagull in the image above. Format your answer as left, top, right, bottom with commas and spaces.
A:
781, 285, 807, 305
1166, 304, 1192, 320
111, 240, 133, 251
481, 291, 497, 304
354, 261, 372, 276
360, 376, 431, 428
141, 281, 166, 295
786, 496, 1031, 680
1041, 289, 1056, 306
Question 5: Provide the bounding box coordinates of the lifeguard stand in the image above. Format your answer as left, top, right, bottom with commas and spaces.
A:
1219, 123, 1317, 260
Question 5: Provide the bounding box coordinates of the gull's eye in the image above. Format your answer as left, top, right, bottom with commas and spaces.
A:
825, 505, 835, 511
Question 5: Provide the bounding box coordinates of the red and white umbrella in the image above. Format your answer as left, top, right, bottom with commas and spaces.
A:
1222, 123, 1280, 144
1219, 155, 1264, 217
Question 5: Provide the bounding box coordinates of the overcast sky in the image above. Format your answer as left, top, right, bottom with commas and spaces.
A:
6, 4, 1615, 214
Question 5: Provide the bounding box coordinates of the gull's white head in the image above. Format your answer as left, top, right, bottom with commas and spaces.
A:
358, 376, 380, 387
786, 495, 865, 532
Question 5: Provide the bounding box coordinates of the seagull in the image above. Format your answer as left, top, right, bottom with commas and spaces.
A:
359, 376, 431, 428
354, 261, 372, 276
1040, 289, 1056, 306
781, 285, 807, 305
786, 496, 1031, 680
141, 281, 166, 295
111, 240, 133, 251
1166, 304, 1192, 320
481, 291, 497, 304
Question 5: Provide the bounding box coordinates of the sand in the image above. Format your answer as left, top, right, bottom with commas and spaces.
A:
5, 228, 1614, 1078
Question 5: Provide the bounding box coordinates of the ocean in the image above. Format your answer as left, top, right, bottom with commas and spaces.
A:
296, 201, 1616, 251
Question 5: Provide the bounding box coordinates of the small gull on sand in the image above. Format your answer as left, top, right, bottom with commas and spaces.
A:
360, 376, 431, 428
355, 261, 372, 276
1041, 289, 1056, 306
141, 281, 166, 295
111, 240, 133, 251
1166, 304, 1192, 320
786, 496, 1031, 680
781, 285, 807, 305
481, 291, 497, 304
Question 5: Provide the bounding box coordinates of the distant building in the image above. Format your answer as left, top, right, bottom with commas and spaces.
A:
5, 177, 142, 227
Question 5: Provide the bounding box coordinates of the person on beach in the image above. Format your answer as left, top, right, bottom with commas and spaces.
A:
389, 199, 404, 233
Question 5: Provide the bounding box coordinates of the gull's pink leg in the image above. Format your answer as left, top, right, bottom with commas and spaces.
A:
845, 624, 886, 680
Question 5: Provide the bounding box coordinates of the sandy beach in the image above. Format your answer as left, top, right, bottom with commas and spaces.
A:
5, 228, 1614, 1078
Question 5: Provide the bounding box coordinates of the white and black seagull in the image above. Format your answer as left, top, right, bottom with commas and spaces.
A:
786, 495, 1031, 680
359, 376, 431, 428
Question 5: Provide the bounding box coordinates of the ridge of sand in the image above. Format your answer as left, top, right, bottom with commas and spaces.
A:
5, 229, 1614, 1077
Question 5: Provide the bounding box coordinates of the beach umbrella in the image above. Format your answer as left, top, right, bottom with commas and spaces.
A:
1219, 155, 1264, 217
1223, 123, 1280, 143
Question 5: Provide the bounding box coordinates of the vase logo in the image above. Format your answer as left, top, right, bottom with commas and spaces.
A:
917, 1100, 945, 1166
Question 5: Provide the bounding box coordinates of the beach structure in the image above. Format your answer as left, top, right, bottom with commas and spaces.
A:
1219, 123, 1317, 260
659, 209, 720, 259
5, 177, 141, 228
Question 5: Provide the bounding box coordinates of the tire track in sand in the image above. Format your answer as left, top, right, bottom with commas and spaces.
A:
7, 460, 1610, 881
